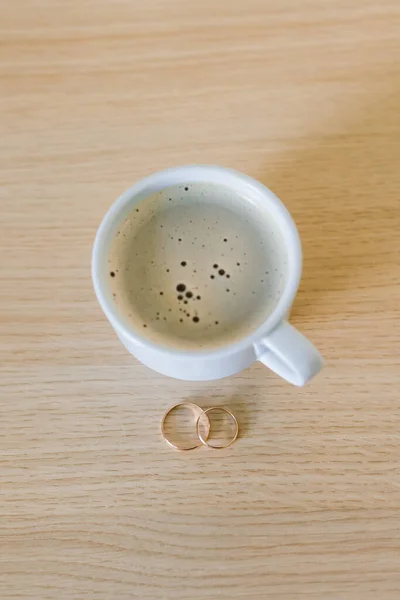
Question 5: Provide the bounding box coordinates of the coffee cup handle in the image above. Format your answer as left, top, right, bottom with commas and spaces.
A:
255, 321, 323, 386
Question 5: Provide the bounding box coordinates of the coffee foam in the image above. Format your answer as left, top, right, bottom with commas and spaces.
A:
108, 182, 288, 350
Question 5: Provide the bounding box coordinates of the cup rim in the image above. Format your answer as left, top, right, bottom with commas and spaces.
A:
91, 165, 302, 360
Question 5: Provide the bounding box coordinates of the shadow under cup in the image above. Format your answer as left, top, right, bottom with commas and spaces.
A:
105, 179, 291, 352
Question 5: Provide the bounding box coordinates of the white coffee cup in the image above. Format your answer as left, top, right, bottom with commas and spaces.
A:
92, 165, 323, 385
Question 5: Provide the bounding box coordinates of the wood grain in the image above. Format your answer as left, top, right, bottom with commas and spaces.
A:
1, 1, 400, 598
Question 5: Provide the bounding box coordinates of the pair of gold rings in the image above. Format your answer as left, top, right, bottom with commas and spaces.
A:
161, 402, 239, 451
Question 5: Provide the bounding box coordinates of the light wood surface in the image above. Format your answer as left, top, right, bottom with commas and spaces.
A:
1, 1, 400, 598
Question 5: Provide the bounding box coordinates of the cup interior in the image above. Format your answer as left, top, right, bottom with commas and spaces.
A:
92, 166, 302, 357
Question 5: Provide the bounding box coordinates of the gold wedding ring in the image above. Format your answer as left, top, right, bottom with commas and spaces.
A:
196, 406, 239, 449
161, 402, 239, 451
161, 402, 210, 451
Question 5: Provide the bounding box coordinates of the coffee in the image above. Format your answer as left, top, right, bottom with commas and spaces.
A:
107, 182, 288, 350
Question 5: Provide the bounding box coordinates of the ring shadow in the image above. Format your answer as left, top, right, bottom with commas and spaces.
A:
189, 388, 259, 439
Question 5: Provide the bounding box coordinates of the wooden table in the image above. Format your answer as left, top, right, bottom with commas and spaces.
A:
1, 1, 400, 598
